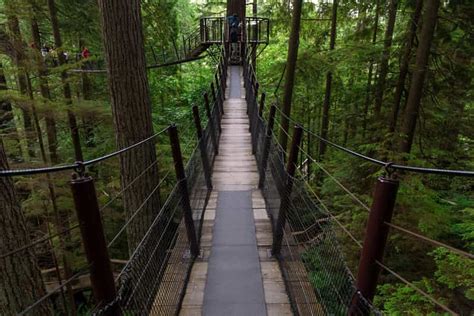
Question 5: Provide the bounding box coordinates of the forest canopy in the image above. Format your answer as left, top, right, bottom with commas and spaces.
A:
0, 0, 472, 315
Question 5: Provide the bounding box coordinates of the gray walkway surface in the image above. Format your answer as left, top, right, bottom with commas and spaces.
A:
229, 66, 242, 98
178, 65, 293, 316
203, 191, 266, 315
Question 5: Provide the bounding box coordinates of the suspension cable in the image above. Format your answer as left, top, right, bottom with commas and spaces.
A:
375, 260, 458, 315
0, 126, 170, 177
273, 105, 474, 177
0, 224, 80, 259
301, 148, 474, 259
107, 171, 172, 248
18, 268, 90, 315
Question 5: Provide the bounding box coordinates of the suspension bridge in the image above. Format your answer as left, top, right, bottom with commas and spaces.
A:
1, 15, 473, 316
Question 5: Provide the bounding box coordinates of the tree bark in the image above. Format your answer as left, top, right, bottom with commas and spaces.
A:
362, 0, 380, 136
0, 62, 22, 159
388, 0, 423, 136
278, 0, 303, 152
6, 13, 36, 159
399, 0, 440, 154
227, 0, 246, 22
319, 0, 338, 159
47, 0, 84, 162
30, 14, 59, 164
25, 72, 77, 315
373, 0, 399, 118
97, 0, 161, 251
0, 139, 52, 315
79, 39, 96, 147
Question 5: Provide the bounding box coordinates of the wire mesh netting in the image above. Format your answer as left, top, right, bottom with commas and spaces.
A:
93, 63, 223, 316
0, 49, 226, 315
243, 54, 379, 314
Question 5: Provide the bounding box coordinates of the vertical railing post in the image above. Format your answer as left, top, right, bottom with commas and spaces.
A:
271, 126, 303, 256
70, 173, 116, 313
168, 125, 200, 257
258, 105, 276, 188
200, 18, 204, 42
203, 92, 219, 154
215, 72, 224, 109
248, 80, 256, 133
354, 176, 399, 304
220, 58, 227, 91
250, 82, 260, 154
211, 82, 223, 120
192, 106, 213, 190
259, 92, 266, 118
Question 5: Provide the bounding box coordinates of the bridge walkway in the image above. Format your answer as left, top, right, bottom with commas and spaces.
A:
179, 66, 293, 315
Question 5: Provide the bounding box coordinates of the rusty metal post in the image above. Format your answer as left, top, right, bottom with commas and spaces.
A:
258, 92, 266, 117
272, 126, 303, 256
354, 176, 399, 303
221, 52, 227, 86
215, 72, 225, 114
70, 174, 116, 313
203, 92, 219, 154
192, 106, 213, 190
248, 81, 258, 133
168, 125, 200, 257
258, 105, 276, 189
250, 83, 260, 154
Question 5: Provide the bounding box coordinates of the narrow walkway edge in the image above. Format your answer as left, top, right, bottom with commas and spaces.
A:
179, 66, 292, 316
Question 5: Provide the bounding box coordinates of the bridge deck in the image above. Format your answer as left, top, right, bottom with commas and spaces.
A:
179, 66, 292, 315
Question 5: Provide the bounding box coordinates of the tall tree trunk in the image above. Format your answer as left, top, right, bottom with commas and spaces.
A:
226, 0, 246, 58
79, 39, 96, 147
251, 0, 257, 70
361, 0, 380, 136
47, 0, 84, 161
278, 0, 303, 152
0, 139, 52, 315
399, 0, 440, 154
0, 62, 22, 159
373, 0, 399, 118
97, 0, 161, 251
227, 0, 246, 23
30, 15, 60, 164
25, 73, 77, 315
319, 0, 338, 159
388, 0, 423, 136
6, 13, 36, 159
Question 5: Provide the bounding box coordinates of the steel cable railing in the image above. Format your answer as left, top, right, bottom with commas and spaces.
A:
243, 47, 472, 315
3, 48, 228, 315
273, 105, 474, 177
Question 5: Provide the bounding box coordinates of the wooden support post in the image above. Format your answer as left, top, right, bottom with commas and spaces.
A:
272, 126, 303, 255
354, 176, 399, 304
203, 92, 219, 154
258, 105, 276, 188
168, 125, 200, 257
192, 106, 213, 190
70, 173, 116, 313
200, 18, 205, 42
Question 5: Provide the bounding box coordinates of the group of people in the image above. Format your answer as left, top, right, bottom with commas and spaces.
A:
30, 43, 91, 67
